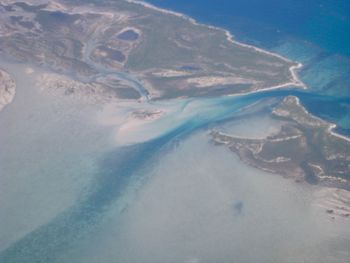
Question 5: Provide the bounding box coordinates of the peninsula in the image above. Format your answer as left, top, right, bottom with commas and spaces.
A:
0, 0, 302, 102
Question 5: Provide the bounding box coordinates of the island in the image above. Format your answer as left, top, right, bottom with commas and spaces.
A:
211, 96, 350, 189
211, 96, 350, 219
0, 1, 350, 262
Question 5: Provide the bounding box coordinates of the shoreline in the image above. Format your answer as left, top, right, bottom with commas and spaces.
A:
124, 0, 350, 143
3, 0, 347, 143
124, 0, 307, 90
329, 124, 350, 142
293, 96, 350, 142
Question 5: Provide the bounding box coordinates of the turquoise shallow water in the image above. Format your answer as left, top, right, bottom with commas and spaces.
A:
1, 1, 350, 262
1, 85, 349, 262
147, 0, 350, 132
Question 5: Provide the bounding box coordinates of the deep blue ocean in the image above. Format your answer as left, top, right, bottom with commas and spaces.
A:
1, 2, 350, 262
147, 0, 350, 134
147, 0, 350, 56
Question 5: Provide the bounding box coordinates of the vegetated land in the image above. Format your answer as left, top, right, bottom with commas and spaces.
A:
211, 96, 350, 191
0, 0, 298, 100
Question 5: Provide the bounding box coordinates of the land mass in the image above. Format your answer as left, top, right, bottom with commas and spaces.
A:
211, 96, 350, 219
211, 96, 350, 190
0, 0, 303, 102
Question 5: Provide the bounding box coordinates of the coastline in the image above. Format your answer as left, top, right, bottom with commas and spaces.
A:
329, 124, 350, 142
293, 96, 350, 142
1, 0, 346, 143
124, 0, 350, 143
124, 0, 307, 90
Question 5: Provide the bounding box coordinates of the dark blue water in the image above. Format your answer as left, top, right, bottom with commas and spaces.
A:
147, 0, 350, 132
147, 0, 350, 56
2, 2, 350, 261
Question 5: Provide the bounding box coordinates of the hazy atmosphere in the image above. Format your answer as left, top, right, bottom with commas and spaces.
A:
0, 0, 349, 262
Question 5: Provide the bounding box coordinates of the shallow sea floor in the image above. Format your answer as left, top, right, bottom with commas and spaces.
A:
1, 63, 350, 262
56, 131, 350, 263
0, 63, 115, 252
146, 0, 350, 134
